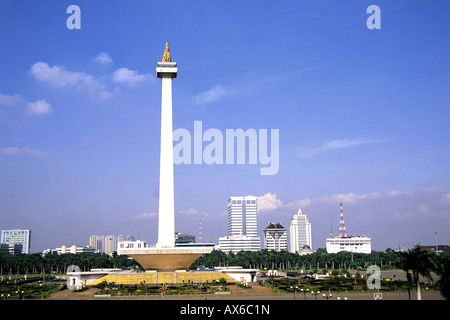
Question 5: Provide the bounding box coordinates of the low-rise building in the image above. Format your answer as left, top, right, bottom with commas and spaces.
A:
0, 243, 23, 255
43, 245, 95, 255
218, 235, 261, 253
326, 235, 372, 254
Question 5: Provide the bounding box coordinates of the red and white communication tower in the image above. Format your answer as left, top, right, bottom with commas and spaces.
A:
338, 202, 348, 237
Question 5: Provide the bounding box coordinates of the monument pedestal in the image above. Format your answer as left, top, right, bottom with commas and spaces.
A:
119, 247, 212, 272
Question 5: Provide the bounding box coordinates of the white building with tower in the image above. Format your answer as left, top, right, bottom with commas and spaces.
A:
326, 236, 372, 254
219, 196, 261, 253
325, 202, 372, 254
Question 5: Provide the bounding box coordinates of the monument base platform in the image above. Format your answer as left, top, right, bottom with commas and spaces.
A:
88, 270, 238, 286
118, 246, 213, 272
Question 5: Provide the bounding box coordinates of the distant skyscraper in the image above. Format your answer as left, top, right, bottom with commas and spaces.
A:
289, 209, 312, 254
227, 196, 258, 237
90, 234, 124, 253
264, 222, 287, 251
219, 196, 261, 253
89, 235, 103, 252
103, 235, 123, 254
1, 229, 31, 254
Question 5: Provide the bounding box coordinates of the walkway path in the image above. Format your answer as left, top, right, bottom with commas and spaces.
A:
45, 284, 444, 300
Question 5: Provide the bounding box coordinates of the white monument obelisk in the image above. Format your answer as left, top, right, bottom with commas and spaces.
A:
156, 42, 177, 248
117, 43, 212, 271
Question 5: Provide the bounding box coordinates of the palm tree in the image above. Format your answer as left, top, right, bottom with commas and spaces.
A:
397, 244, 435, 300
434, 253, 450, 300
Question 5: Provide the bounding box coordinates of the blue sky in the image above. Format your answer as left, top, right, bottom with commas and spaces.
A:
1, 0, 449, 253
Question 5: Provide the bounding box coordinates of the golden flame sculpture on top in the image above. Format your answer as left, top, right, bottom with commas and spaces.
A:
162, 42, 171, 62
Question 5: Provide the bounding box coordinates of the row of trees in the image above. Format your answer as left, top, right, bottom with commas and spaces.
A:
2, 247, 445, 276
190, 248, 408, 270
0, 252, 138, 276
1, 248, 403, 276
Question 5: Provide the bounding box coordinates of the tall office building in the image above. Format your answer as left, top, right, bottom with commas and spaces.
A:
227, 196, 258, 237
219, 196, 261, 253
264, 222, 287, 251
104, 235, 123, 254
1, 229, 31, 254
289, 209, 312, 254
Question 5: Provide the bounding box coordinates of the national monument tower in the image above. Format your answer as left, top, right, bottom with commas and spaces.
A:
117, 43, 212, 271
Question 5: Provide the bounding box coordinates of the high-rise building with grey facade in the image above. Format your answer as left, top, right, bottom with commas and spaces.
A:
219, 196, 261, 253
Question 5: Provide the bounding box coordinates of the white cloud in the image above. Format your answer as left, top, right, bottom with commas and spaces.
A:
99, 91, 113, 100
324, 138, 375, 149
0, 92, 22, 106
112, 67, 153, 86
298, 138, 386, 158
93, 52, 113, 65
26, 99, 53, 115
317, 192, 381, 204
386, 190, 402, 197
1, 92, 53, 116
135, 212, 158, 219
442, 193, 450, 203
257, 192, 312, 214
178, 208, 209, 218
257, 191, 382, 214
29, 61, 156, 99
416, 203, 430, 214
393, 212, 414, 221
29, 61, 101, 89
194, 85, 227, 105
284, 198, 312, 210
257, 192, 283, 211
1, 147, 45, 156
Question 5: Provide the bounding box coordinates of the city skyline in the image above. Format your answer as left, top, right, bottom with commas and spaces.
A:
1, 1, 449, 253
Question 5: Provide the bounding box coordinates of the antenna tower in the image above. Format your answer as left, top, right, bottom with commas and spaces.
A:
338, 202, 348, 237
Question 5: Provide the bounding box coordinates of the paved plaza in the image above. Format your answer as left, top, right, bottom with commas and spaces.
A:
47, 283, 444, 301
